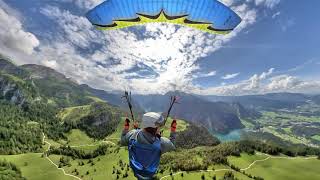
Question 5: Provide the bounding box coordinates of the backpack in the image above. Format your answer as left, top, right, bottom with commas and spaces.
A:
128, 130, 161, 179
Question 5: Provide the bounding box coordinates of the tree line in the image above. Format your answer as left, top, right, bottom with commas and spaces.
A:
160, 140, 320, 172
47, 144, 109, 159
175, 123, 220, 149
0, 160, 25, 180
0, 100, 68, 154
63, 102, 121, 140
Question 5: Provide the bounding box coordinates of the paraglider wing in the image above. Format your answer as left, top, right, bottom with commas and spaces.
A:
86, 0, 242, 34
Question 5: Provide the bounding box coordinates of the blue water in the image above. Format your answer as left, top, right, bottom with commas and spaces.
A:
213, 129, 243, 142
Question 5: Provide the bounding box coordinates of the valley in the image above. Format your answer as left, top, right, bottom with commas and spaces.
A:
1, 121, 319, 180
240, 111, 320, 148
1, 57, 320, 180
1, 0, 320, 179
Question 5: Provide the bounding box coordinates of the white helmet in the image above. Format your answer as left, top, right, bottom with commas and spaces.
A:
141, 112, 164, 129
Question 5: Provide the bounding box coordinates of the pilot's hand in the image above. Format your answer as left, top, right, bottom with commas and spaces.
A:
124, 118, 130, 131
171, 119, 177, 132
133, 121, 139, 129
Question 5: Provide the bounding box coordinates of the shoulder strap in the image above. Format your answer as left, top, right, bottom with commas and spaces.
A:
153, 136, 161, 147
132, 130, 141, 141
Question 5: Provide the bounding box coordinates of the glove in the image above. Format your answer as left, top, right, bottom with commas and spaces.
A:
133, 121, 139, 129
171, 119, 177, 132
124, 118, 130, 131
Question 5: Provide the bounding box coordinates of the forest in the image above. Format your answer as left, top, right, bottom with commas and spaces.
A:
0, 101, 65, 154
48, 145, 109, 159
160, 140, 320, 172
0, 160, 25, 180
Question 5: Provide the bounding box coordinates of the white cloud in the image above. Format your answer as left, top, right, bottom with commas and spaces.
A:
266, 75, 320, 94
260, 68, 274, 79
220, 0, 236, 6
222, 73, 240, 80
0, 4, 39, 60
40, 6, 99, 49
193, 71, 217, 78
266, 75, 301, 91
199, 67, 320, 95
0, 0, 287, 95
254, 0, 280, 9
31, 1, 259, 94
42, 60, 58, 69
200, 68, 275, 95
58, 0, 103, 10
272, 11, 281, 19
205, 71, 218, 77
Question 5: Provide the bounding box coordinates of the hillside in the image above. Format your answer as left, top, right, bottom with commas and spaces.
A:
21, 64, 97, 107
205, 93, 315, 110
1, 123, 319, 180
2, 131, 319, 180
16, 64, 261, 134
58, 102, 122, 139
0, 56, 29, 78
132, 92, 246, 133
0, 59, 39, 106
1, 56, 320, 180
81, 89, 252, 133
80, 84, 145, 113
0, 57, 123, 154
314, 95, 320, 105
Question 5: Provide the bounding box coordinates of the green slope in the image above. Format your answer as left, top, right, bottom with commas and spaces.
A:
228, 153, 269, 169
246, 156, 320, 180
2, 130, 320, 180
228, 153, 320, 180
58, 105, 91, 123
0, 153, 74, 180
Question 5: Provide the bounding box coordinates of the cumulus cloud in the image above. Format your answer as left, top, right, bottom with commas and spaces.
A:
220, 0, 236, 6
0, 4, 39, 61
59, 0, 103, 10
254, 0, 281, 9
260, 68, 274, 79
266, 75, 301, 91
272, 11, 281, 19
30, 0, 259, 94
193, 71, 217, 78
222, 73, 240, 80
200, 68, 275, 95
42, 60, 58, 69
0, 0, 287, 95
40, 6, 99, 49
266, 75, 320, 94
200, 68, 320, 95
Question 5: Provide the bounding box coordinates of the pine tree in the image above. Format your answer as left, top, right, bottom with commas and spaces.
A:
201, 174, 205, 180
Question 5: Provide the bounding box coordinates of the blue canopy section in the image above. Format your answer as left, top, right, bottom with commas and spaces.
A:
86, 0, 241, 31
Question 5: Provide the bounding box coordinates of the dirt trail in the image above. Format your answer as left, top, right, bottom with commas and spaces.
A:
42, 133, 82, 180
160, 153, 318, 180
42, 133, 119, 180
41, 134, 317, 180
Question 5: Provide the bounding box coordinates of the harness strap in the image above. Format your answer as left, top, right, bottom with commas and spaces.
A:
133, 130, 140, 141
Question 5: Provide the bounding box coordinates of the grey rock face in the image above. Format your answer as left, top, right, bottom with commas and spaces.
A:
0, 77, 26, 106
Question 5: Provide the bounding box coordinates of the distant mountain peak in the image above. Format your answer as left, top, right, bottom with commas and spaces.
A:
21, 64, 68, 80
0, 58, 29, 78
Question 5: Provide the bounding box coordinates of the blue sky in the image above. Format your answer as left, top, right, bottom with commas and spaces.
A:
1, 0, 320, 95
